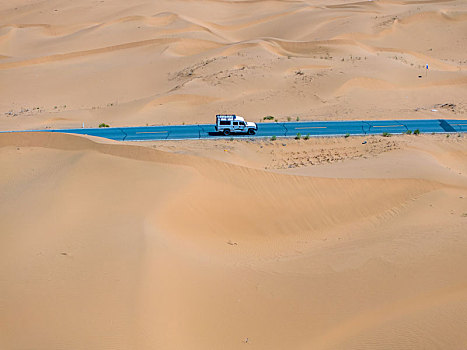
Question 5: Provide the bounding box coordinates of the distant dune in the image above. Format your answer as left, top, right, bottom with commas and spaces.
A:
1, 0, 466, 131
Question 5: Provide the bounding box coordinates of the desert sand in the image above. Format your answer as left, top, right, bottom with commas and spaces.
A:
1, 132, 467, 349
1, 1, 467, 349
1, 0, 467, 130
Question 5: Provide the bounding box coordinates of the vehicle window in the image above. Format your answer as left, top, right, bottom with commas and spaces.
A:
233, 121, 238, 125
219, 120, 230, 125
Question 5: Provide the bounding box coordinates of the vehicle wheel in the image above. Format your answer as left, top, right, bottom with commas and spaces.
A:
223, 129, 231, 136
248, 129, 256, 135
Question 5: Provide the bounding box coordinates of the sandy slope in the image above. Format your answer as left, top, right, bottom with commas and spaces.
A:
1, 0, 467, 131
1, 132, 467, 349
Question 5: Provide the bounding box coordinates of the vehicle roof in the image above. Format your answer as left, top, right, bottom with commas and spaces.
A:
216, 114, 244, 120
216, 114, 245, 121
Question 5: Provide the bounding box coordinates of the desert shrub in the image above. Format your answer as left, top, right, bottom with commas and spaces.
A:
414, 129, 420, 135
382, 132, 391, 137
264, 116, 274, 120
271, 135, 277, 141
345, 133, 350, 138
99, 123, 110, 128
405, 130, 412, 135
304, 134, 310, 140
295, 133, 301, 140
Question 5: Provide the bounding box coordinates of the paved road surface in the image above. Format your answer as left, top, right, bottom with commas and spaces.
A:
6, 119, 467, 141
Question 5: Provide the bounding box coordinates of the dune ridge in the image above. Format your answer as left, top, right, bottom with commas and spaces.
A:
2, 35, 465, 73
0, 132, 443, 248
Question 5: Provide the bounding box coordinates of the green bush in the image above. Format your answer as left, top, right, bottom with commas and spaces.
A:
287, 117, 291, 121
382, 132, 391, 137
413, 129, 420, 135
271, 135, 277, 141
296, 117, 300, 121
344, 133, 350, 138
405, 130, 412, 135
304, 134, 310, 140
99, 123, 110, 128
263, 115, 274, 120
295, 132, 301, 140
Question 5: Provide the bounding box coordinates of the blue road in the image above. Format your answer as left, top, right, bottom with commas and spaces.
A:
6, 119, 467, 141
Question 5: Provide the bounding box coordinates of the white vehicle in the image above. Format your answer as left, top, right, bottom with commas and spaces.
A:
215, 115, 258, 136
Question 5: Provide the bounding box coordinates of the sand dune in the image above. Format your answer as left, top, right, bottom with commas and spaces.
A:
1, 132, 466, 349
